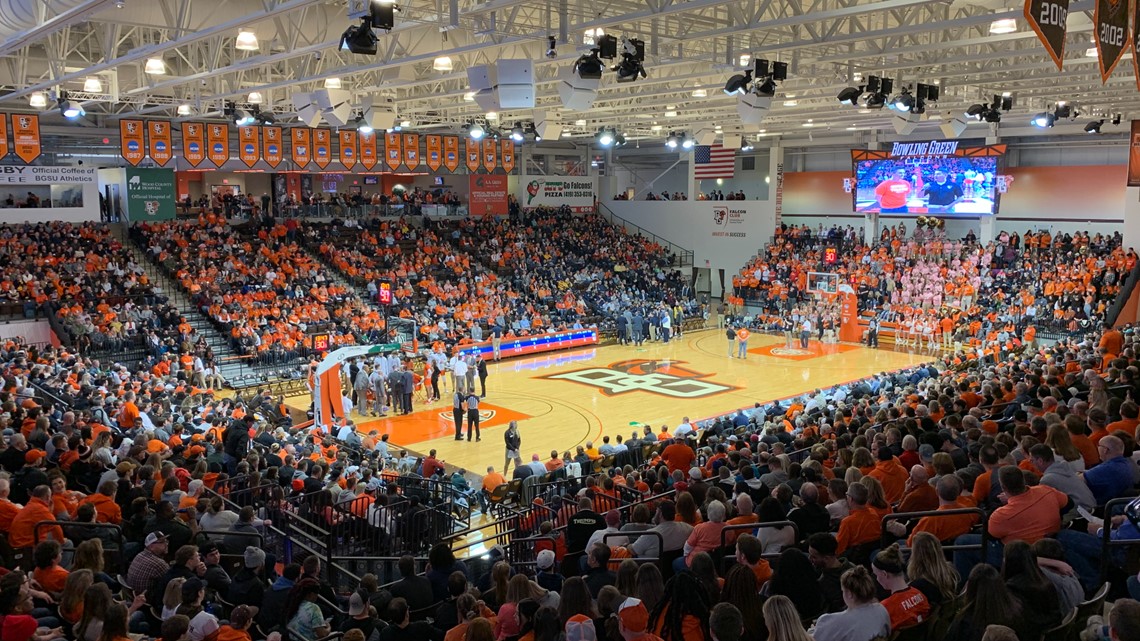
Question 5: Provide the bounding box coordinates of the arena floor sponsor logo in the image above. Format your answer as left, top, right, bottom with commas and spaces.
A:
750, 341, 861, 361
355, 402, 532, 444
542, 359, 737, 398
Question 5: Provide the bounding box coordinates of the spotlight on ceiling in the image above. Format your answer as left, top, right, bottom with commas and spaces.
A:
255, 110, 276, 125
890, 88, 915, 112
596, 128, 616, 147
1054, 103, 1073, 119
723, 70, 753, 96
467, 122, 485, 140
356, 116, 373, 134
340, 17, 378, 55
546, 35, 558, 58
665, 132, 679, 149
612, 36, 646, 83
510, 122, 525, 142
1085, 120, 1104, 134
1031, 112, 1055, 128
741, 139, 754, 152
753, 77, 777, 98
680, 133, 694, 150
235, 30, 259, 51
861, 75, 892, 110
57, 91, 83, 118
837, 86, 863, 106
574, 49, 604, 79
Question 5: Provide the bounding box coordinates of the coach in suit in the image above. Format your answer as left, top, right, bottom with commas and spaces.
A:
388, 367, 405, 415
401, 367, 414, 415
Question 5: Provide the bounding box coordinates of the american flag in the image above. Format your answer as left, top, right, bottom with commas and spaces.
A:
693, 144, 736, 179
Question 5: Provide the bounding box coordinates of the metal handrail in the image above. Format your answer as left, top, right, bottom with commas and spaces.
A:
879, 507, 988, 553
598, 203, 694, 267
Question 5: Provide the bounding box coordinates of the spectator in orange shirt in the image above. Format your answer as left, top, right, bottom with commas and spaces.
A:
0, 478, 21, 529
11, 485, 65, 548
545, 451, 565, 472
32, 539, 69, 596
836, 483, 881, 557
1105, 401, 1140, 439
868, 447, 908, 504
481, 466, 506, 494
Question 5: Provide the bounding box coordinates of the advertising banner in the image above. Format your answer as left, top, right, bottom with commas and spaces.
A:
291, 128, 310, 168
1128, 120, 1140, 186
339, 130, 357, 169
206, 123, 229, 167
359, 131, 377, 170
482, 138, 497, 173
147, 121, 173, 166
444, 136, 459, 172
11, 114, 40, 164
0, 166, 96, 184
126, 167, 177, 221
426, 135, 442, 171
468, 174, 509, 216
313, 129, 331, 169
520, 175, 596, 212
403, 134, 419, 169
181, 122, 206, 167
385, 133, 401, 170
0, 117, 7, 160
238, 126, 260, 168
262, 126, 282, 168
465, 138, 480, 172
501, 139, 515, 173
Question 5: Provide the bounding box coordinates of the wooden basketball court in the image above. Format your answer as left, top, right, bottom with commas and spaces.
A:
288, 329, 928, 475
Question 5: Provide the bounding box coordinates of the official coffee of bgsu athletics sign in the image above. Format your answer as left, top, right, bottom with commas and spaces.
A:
520, 175, 596, 212
0, 166, 96, 184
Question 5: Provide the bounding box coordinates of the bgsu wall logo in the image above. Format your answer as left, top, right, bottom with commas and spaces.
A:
713, 206, 728, 226
543, 359, 736, 398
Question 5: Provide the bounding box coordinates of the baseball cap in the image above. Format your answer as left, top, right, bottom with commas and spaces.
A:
348, 592, 366, 616
617, 598, 649, 633
24, 450, 45, 463
536, 549, 556, 571
689, 467, 702, 480
144, 531, 168, 546
565, 614, 597, 641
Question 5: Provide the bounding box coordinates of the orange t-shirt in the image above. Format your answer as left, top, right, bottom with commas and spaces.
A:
33, 565, 69, 594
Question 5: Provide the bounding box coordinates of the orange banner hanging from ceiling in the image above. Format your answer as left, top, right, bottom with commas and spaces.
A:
0, 117, 8, 160
402, 134, 419, 170
339, 130, 357, 169
385, 133, 402, 170
500, 139, 515, 173
425, 135, 442, 171
119, 119, 145, 166
465, 138, 480, 172
206, 123, 229, 167
181, 122, 206, 167
444, 136, 459, 172
147, 121, 173, 166
291, 128, 310, 168
262, 126, 282, 168
312, 129, 331, 169
482, 138, 497, 173
358, 131, 377, 170
238, 126, 260, 168
11, 114, 41, 164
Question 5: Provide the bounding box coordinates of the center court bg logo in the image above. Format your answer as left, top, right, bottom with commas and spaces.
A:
543, 359, 737, 399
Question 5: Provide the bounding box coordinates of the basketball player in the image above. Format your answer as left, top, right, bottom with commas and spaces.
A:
465, 391, 481, 441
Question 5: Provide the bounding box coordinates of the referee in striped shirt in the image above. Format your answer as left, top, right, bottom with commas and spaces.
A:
465, 391, 481, 441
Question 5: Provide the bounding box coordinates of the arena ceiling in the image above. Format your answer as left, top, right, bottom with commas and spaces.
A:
0, 0, 1134, 144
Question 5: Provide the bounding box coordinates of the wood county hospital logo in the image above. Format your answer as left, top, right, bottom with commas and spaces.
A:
543, 359, 737, 398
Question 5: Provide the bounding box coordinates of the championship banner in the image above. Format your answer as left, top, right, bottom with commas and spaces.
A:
1095, 0, 1130, 82
339, 130, 357, 169
465, 138, 480, 172
238, 126, 260, 168
426, 135, 442, 171
147, 121, 173, 166
359, 131, 377, 170
385, 133, 401, 170
291, 128, 310, 168
181, 122, 206, 167
1128, 120, 1140, 186
444, 136, 460, 172
402, 134, 419, 169
313, 129, 331, 169
11, 114, 41, 164
0, 116, 8, 160
119, 119, 145, 166
1025, 0, 1069, 71
482, 138, 498, 173
501, 139, 515, 173
206, 123, 229, 167
262, 126, 283, 168
1133, 0, 1140, 90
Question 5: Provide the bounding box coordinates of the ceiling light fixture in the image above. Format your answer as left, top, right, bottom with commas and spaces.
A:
989, 18, 1017, 34
596, 128, 616, 147
83, 77, 103, 93
235, 30, 259, 51
57, 91, 83, 118
511, 122, 525, 142
691, 88, 707, 98
247, 92, 263, 104
724, 70, 753, 96
1031, 112, 1055, 128
485, 111, 498, 120
29, 92, 46, 108
680, 133, 694, 149
612, 36, 647, 83
467, 122, 485, 140
1085, 120, 1104, 134
325, 78, 342, 89
433, 56, 453, 72
837, 86, 863, 105
144, 58, 165, 74
340, 17, 378, 55
177, 104, 193, 116
665, 132, 679, 149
